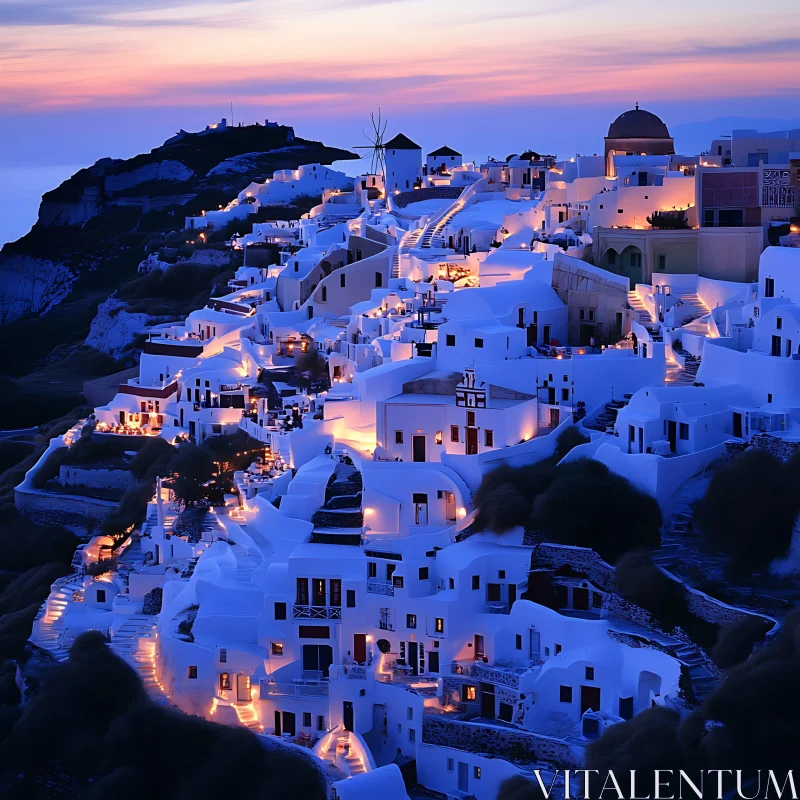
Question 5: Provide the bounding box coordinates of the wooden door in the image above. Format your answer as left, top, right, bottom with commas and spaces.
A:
466, 427, 478, 455
412, 435, 426, 462
343, 701, 354, 732
408, 642, 418, 676
549, 407, 560, 429
353, 633, 367, 665
581, 685, 601, 714
236, 673, 250, 702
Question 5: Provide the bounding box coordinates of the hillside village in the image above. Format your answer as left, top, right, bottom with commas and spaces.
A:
8, 110, 800, 798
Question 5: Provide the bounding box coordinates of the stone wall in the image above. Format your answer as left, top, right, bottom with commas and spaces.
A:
59, 465, 138, 491
15, 487, 118, 533
530, 543, 615, 589
747, 433, 800, 462
421, 715, 581, 769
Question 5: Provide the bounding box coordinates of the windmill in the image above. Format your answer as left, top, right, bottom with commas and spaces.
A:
354, 109, 388, 181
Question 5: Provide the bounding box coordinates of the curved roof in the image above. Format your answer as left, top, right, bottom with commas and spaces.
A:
607, 106, 671, 140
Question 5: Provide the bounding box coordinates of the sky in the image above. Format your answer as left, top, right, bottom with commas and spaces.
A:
1, 0, 799, 167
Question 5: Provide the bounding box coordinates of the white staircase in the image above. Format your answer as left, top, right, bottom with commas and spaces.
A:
29, 573, 87, 662
109, 615, 169, 704
627, 290, 652, 323
420, 201, 464, 248
234, 702, 263, 731
675, 293, 710, 324
319, 731, 368, 777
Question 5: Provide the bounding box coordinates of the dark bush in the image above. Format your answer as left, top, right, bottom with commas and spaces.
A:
0, 512, 77, 572
85, 558, 117, 577
129, 437, 175, 480
376, 638, 391, 654
553, 425, 589, 461
694, 449, 798, 576
711, 615, 773, 670
530, 458, 661, 562
1, 632, 327, 799
498, 774, 550, 799
614, 550, 687, 630
473, 461, 554, 533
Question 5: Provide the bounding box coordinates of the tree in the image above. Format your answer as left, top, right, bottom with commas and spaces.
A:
693, 449, 798, 576
168, 441, 217, 507
529, 458, 661, 562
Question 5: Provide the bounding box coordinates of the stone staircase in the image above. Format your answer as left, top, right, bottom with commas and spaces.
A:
666, 352, 701, 385
627, 290, 652, 323
29, 572, 87, 662
583, 394, 632, 433
669, 642, 718, 703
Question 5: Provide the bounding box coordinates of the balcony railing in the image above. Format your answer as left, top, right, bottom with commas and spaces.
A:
260, 680, 329, 699
292, 605, 342, 620
367, 578, 394, 596
450, 660, 524, 689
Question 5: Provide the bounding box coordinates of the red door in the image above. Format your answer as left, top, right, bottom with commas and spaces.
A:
353, 634, 367, 665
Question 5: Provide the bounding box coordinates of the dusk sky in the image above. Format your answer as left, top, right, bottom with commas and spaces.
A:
1, 0, 799, 166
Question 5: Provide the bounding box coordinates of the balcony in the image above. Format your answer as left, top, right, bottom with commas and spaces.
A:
450, 659, 536, 689
292, 605, 341, 620
366, 578, 394, 597
260, 680, 329, 699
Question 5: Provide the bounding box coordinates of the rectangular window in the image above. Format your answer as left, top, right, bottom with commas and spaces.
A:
446, 334, 456, 347
393, 576, 404, 589
219, 649, 227, 663
395, 430, 404, 444
188, 666, 198, 679
631, 252, 642, 268
346, 589, 356, 608
298, 626, 330, 639
303, 712, 312, 727
555, 643, 562, 655
419, 567, 429, 580
435, 617, 444, 634
679, 423, 689, 440
560, 685, 572, 703
765, 277, 775, 298
449, 577, 455, 589
516, 634, 523, 650
498, 570, 506, 579
409, 728, 416, 743
484, 429, 493, 447
447, 758, 454, 772
658, 254, 666, 270
561, 388, 569, 402
586, 666, 595, 680
220, 672, 231, 690
474, 767, 482, 779
777, 317, 783, 330
450, 425, 459, 442
340, 273, 346, 288
407, 614, 417, 629
271, 641, 284, 656
296, 578, 309, 605
274, 602, 287, 620
96, 589, 106, 603
407, 707, 413, 720
472, 575, 480, 590
368, 562, 377, 578
462, 685, 477, 701
317, 715, 326, 731
588, 308, 595, 321
579, 308, 585, 320
330, 579, 342, 607
474, 338, 484, 348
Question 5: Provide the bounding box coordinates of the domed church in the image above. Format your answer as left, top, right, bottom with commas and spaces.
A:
604, 104, 674, 177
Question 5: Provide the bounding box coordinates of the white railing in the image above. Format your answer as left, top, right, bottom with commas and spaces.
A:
366, 579, 394, 596
293, 605, 342, 620
261, 680, 329, 698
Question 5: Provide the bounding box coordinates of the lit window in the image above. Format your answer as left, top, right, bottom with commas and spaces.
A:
474, 767, 482, 779
271, 641, 284, 656
219, 672, 231, 690
464, 685, 477, 701
435, 617, 444, 634
407, 614, 417, 629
